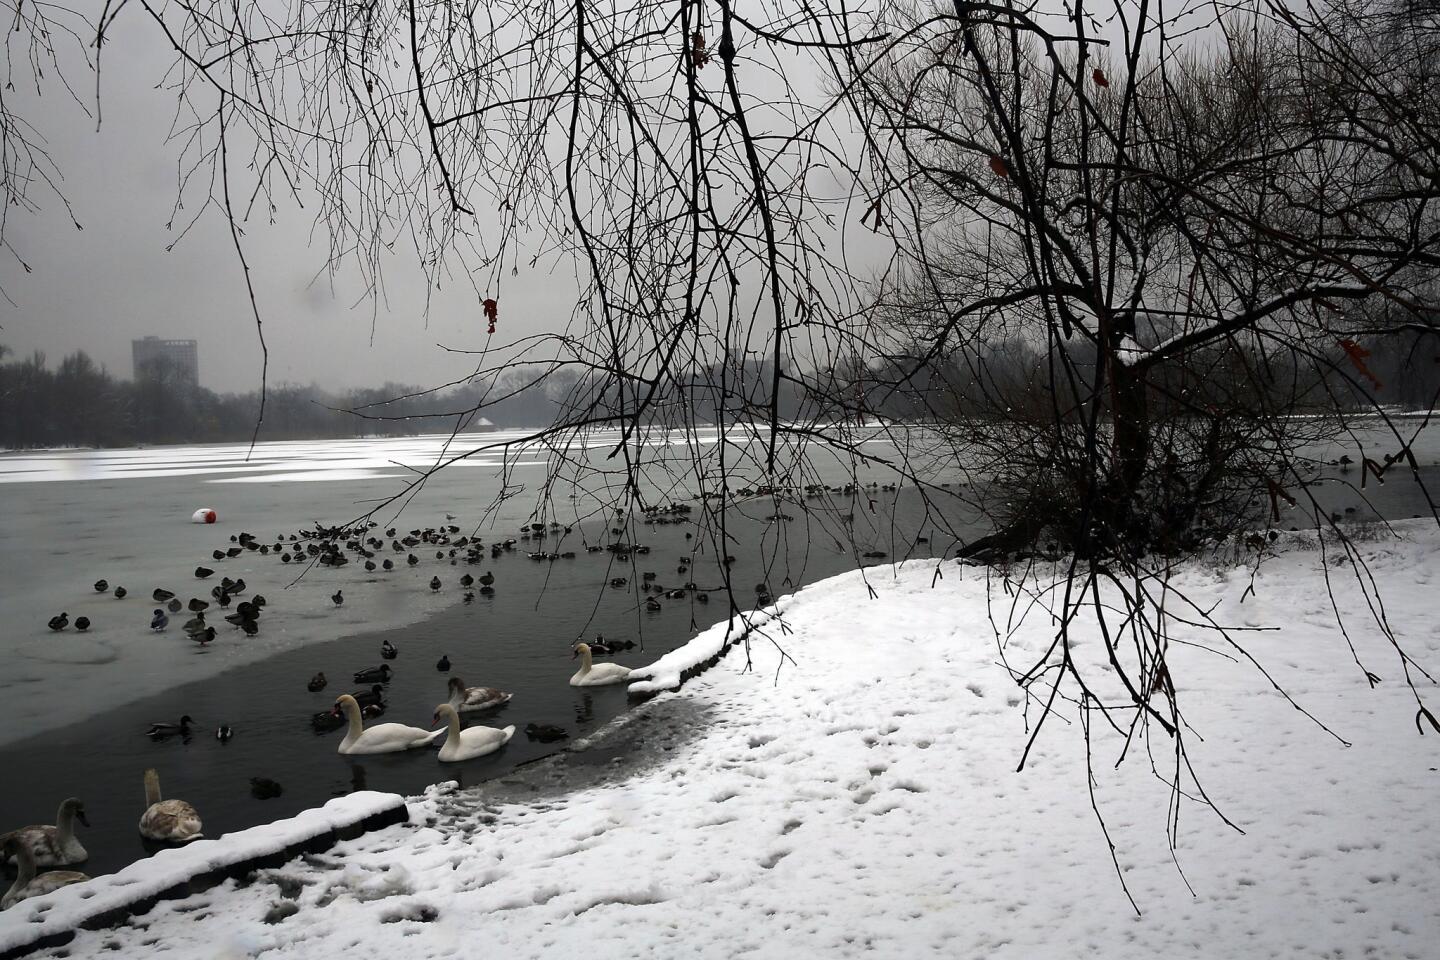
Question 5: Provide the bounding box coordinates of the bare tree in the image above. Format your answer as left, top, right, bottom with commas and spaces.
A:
5, 0, 1440, 895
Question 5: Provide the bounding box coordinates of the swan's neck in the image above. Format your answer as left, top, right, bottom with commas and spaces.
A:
446, 708, 461, 741
56, 804, 74, 842
578, 647, 593, 674
144, 771, 162, 807
343, 700, 365, 742
9, 845, 34, 889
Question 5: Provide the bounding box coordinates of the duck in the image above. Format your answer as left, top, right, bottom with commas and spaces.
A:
1, 838, 89, 911
93, 579, 108, 593
348, 683, 387, 708
429, 576, 442, 591
478, 572, 494, 586
307, 672, 327, 692
152, 588, 175, 603
569, 642, 633, 686
167, 598, 183, 613
215, 725, 233, 743
188, 598, 209, 613
331, 590, 344, 606
249, 777, 283, 800
47, 612, 68, 631
194, 566, 214, 579
0, 798, 89, 867
146, 716, 193, 740
446, 676, 512, 713
523, 722, 569, 743
332, 694, 443, 755
74, 616, 91, 632
150, 609, 169, 631
436, 655, 451, 672
432, 704, 514, 762
113, 586, 127, 599
587, 637, 635, 656
190, 627, 217, 645
138, 769, 203, 843
380, 639, 398, 660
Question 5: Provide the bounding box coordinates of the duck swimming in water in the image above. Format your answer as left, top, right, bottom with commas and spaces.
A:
353, 664, 393, 685
307, 672, 327, 692
523, 723, 569, 743
380, 638, 398, 660
436, 655, 451, 672
146, 716, 193, 740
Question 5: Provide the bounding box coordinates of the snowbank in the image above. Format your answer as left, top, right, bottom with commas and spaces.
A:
9, 526, 1440, 959
0, 792, 406, 959
626, 604, 783, 695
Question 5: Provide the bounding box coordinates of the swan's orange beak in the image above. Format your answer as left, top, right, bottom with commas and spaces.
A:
431, 712, 441, 728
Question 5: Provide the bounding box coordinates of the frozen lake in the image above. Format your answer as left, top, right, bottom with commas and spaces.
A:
0, 429, 975, 877
0, 421, 1433, 880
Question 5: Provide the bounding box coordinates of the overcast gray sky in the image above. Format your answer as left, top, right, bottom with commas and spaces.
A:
0, 13, 581, 395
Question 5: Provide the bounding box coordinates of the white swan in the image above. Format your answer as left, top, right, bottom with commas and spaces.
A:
1, 838, 89, 911
138, 768, 204, 844
433, 704, 515, 762
1, 797, 88, 867
446, 676, 513, 713
569, 642, 632, 687
334, 694, 444, 755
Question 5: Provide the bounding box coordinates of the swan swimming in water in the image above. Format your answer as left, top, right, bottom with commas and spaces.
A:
1, 838, 89, 911
432, 704, 514, 762
138, 769, 203, 844
569, 642, 633, 687
332, 694, 443, 755
446, 676, 512, 713
0, 798, 88, 867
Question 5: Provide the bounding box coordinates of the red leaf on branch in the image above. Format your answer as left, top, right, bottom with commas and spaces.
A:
483, 298, 498, 335
691, 30, 710, 69
1092, 68, 1109, 88
988, 154, 1010, 179
1339, 338, 1382, 390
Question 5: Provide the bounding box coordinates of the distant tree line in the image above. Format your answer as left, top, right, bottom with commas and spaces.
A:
3, 327, 1435, 450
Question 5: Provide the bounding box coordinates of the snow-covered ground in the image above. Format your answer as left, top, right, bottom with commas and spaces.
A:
7, 520, 1436, 958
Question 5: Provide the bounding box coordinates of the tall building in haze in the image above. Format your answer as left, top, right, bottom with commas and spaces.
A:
132, 336, 199, 386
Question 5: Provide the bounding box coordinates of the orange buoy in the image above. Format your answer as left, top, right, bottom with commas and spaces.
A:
191, 508, 218, 524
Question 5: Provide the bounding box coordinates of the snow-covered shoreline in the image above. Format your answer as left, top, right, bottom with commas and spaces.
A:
6, 525, 1438, 958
